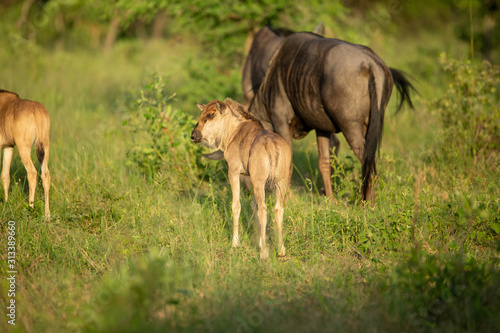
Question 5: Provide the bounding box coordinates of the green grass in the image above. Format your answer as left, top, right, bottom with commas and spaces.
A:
0, 27, 499, 333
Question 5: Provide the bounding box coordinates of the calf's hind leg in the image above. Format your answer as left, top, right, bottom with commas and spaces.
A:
253, 182, 268, 260
40, 146, 50, 216
2, 148, 14, 202
228, 169, 241, 247
275, 179, 286, 257
17, 145, 37, 208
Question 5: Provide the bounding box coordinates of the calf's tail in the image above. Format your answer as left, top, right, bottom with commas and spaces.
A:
34, 109, 50, 165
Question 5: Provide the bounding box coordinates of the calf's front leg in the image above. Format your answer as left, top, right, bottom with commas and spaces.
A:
1, 147, 13, 201
228, 169, 241, 247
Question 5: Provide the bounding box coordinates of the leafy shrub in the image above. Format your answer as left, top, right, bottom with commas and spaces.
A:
330, 154, 360, 203
82, 252, 194, 333
123, 73, 204, 192
433, 54, 500, 161
173, 57, 242, 112
379, 248, 500, 332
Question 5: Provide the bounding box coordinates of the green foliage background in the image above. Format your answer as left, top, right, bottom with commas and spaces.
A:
0, 0, 499, 332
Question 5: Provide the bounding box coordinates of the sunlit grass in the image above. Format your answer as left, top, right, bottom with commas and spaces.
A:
0, 28, 499, 333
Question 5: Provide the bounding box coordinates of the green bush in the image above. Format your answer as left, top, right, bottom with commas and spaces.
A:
82, 252, 195, 333
379, 248, 500, 332
433, 54, 500, 161
123, 73, 204, 191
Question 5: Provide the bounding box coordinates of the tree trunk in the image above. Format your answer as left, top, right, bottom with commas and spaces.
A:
15, 0, 36, 30
104, 14, 120, 53
54, 11, 65, 50
135, 18, 147, 39
152, 10, 167, 39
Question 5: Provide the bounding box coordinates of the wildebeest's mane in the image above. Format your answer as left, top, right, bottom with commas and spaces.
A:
255, 33, 334, 122
0, 89, 19, 97
224, 98, 261, 123
267, 25, 295, 37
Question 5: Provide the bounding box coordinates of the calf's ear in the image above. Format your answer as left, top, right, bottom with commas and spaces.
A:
215, 101, 225, 114
196, 103, 205, 112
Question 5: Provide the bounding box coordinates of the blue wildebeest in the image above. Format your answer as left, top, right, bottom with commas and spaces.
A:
248, 32, 414, 204
0, 90, 51, 216
242, 24, 324, 107
191, 98, 292, 260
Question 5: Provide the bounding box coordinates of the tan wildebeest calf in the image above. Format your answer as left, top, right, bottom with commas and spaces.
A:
191, 98, 291, 260
0, 90, 50, 217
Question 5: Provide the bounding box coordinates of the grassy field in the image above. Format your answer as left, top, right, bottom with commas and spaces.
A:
1, 14, 499, 333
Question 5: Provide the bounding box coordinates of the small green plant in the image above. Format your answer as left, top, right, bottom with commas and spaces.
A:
433, 54, 500, 161
123, 73, 203, 192
330, 154, 360, 203
82, 252, 194, 333
380, 248, 500, 332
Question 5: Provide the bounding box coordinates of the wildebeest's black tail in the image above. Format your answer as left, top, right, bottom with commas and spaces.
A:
389, 68, 416, 112
362, 68, 390, 201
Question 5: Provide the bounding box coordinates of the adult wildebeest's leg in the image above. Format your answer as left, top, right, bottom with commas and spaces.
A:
17, 145, 37, 208
365, 173, 375, 204
341, 128, 369, 200
1, 147, 14, 201
316, 130, 334, 200
330, 133, 340, 156
275, 178, 286, 257
228, 168, 241, 247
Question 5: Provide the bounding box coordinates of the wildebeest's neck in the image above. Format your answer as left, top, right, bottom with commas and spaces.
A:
248, 94, 273, 131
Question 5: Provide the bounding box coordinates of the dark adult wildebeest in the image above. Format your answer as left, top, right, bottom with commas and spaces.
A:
249, 32, 414, 204
0, 90, 51, 216
242, 24, 324, 107
191, 98, 291, 260
241, 24, 337, 169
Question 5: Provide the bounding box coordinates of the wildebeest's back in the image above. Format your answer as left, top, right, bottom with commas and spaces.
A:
242, 26, 291, 103
264, 32, 391, 134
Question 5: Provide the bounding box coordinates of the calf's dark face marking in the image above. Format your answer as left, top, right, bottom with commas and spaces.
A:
190, 101, 225, 149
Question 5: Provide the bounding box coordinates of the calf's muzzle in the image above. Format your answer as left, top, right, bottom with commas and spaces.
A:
191, 129, 202, 143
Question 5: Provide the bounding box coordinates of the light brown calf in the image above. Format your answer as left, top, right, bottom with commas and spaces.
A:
191, 98, 291, 260
0, 90, 51, 217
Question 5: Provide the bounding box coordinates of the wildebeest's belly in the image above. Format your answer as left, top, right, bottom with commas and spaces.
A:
294, 106, 339, 133
288, 88, 340, 134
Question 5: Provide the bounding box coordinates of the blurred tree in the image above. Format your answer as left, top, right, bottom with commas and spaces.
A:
172, 0, 346, 66
151, 9, 167, 39
78, 0, 159, 52
15, 0, 37, 30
